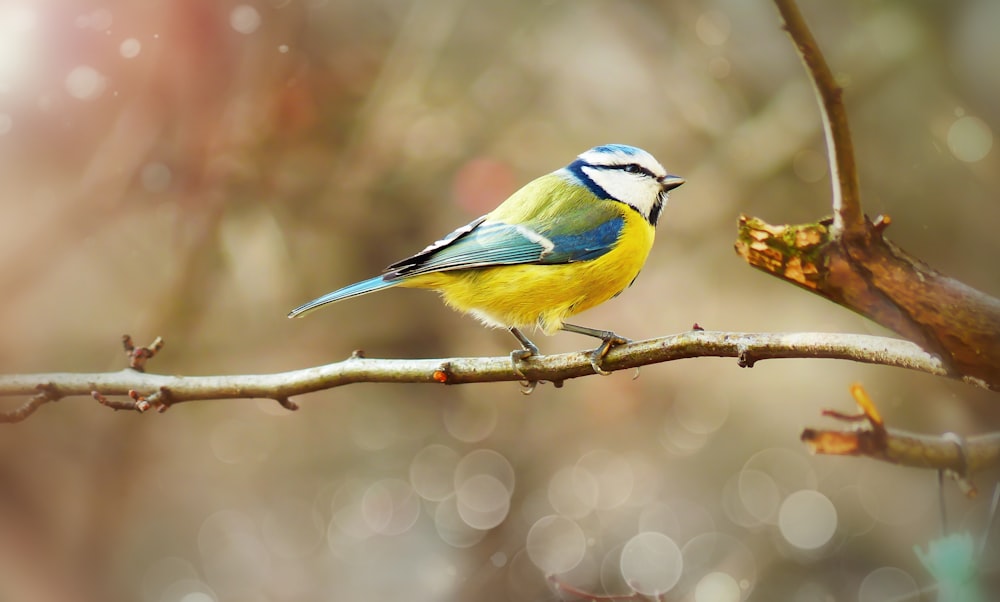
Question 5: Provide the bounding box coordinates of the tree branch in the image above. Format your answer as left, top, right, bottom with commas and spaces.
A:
802, 384, 999, 496
773, 0, 863, 235
737, 1, 1000, 390
0, 331, 966, 422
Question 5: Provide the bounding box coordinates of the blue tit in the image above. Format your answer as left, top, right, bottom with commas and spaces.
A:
288, 144, 684, 375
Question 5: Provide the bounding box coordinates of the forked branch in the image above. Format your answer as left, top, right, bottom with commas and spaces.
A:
738, 1, 1000, 390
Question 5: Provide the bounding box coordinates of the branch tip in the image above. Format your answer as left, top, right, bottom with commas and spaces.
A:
123, 334, 165, 372
275, 397, 299, 411
872, 214, 892, 233
0, 384, 61, 423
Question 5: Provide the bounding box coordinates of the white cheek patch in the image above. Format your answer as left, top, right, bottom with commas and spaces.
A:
582, 166, 661, 218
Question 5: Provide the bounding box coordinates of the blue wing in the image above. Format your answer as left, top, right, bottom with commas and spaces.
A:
540, 217, 624, 264
385, 215, 624, 280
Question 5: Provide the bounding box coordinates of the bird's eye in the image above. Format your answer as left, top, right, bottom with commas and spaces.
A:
623, 164, 642, 174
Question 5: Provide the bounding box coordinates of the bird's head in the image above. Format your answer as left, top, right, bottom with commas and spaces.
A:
562, 144, 684, 226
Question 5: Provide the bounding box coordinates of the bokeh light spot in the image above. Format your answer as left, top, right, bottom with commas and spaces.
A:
696, 10, 731, 46
160, 580, 218, 602
0, 5, 38, 91
858, 566, 918, 602
455, 473, 511, 529
708, 56, 731, 79
620, 532, 683, 596
230, 5, 261, 35
93, 9, 113, 30
660, 416, 709, 455
454, 449, 514, 495
680, 532, 756, 600
695, 571, 741, 602
736, 469, 780, 523
778, 490, 837, 550
672, 389, 730, 435
140, 162, 172, 193
140, 556, 199, 602
443, 399, 497, 443
548, 465, 598, 519
65, 65, 106, 101
434, 496, 488, 548
576, 449, 633, 510
738, 448, 817, 524
120, 38, 141, 59
526, 515, 586, 574
361, 478, 421, 536
410, 443, 459, 501
330, 479, 376, 540
947, 115, 992, 163
77, 8, 113, 31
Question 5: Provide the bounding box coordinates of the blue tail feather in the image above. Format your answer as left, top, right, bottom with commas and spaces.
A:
288, 276, 398, 318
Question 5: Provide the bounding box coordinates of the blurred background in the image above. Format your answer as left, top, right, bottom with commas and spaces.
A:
0, 0, 998, 600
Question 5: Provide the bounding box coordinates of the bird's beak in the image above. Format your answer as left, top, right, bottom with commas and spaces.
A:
659, 175, 685, 192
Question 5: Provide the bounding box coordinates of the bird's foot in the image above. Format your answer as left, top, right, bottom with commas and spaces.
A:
586, 332, 630, 376
510, 346, 537, 381
510, 348, 541, 395
508, 326, 541, 390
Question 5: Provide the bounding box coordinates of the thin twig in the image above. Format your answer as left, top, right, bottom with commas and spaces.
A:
773, 0, 864, 235
0, 331, 969, 421
0, 384, 62, 423
802, 384, 998, 494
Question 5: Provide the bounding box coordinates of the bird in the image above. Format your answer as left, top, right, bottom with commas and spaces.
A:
288, 144, 684, 376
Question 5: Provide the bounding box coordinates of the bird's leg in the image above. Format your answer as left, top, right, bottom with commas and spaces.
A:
560, 322, 630, 376
508, 326, 540, 380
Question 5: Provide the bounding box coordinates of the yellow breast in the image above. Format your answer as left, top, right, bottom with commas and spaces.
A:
400, 208, 655, 334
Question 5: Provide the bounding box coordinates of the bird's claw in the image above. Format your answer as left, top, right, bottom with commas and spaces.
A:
588, 334, 630, 376
510, 348, 535, 380
510, 347, 541, 394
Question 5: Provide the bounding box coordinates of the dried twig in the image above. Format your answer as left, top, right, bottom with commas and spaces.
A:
802, 384, 998, 496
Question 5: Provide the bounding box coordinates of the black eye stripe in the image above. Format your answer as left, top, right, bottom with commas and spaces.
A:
616, 163, 655, 177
